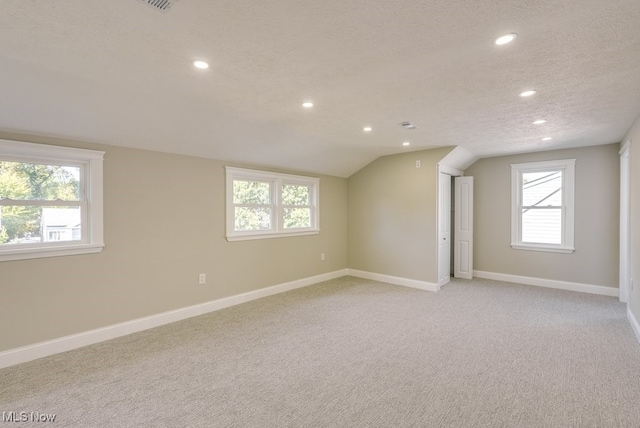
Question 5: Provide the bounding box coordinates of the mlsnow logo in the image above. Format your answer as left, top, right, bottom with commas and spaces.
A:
2, 411, 57, 422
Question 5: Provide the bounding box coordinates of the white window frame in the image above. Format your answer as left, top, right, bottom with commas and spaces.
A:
0, 139, 104, 262
511, 159, 575, 253
226, 167, 319, 241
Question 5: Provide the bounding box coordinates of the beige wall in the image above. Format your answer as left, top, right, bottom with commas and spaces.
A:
348, 147, 453, 283
1, 130, 630, 353
0, 133, 348, 352
622, 115, 640, 322
465, 144, 620, 287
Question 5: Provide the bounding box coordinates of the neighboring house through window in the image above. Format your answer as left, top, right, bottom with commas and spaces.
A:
42, 207, 82, 242
225, 167, 319, 241
511, 159, 575, 253
0, 139, 104, 261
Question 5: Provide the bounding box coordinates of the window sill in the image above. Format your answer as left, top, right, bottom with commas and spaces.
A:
227, 230, 319, 242
511, 244, 574, 254
0, 243, 105, 262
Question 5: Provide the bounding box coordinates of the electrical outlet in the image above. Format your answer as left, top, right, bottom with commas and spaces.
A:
199, 273, 206, 285
416, 160, 421, 168
321, 252, 325, 261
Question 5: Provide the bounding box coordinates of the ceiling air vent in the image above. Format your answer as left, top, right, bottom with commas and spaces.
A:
137, 0, 177, 12
399, 121, 418, 130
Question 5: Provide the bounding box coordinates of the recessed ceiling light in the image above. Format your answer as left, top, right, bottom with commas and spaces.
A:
495, 33, 517, 45
402, 141, 411, 147
519, 90, 537, 97
541, 137, 552, 141
302, 102, 314, 108
533, 119, 547, 125
363, 126, 373, 132
193, 60, 209, 69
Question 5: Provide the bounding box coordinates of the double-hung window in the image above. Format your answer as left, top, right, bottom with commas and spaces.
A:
226, 167, 319, 241
511, 159, 575, 253
0, 139, 104, 261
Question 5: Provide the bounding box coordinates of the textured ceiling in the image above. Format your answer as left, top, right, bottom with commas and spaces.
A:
1, 0, 639, 177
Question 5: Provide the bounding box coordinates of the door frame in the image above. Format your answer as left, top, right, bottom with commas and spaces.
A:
437, 165, 463, 287
619, 141, 631, 303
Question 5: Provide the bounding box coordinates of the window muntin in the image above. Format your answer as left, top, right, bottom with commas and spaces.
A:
0, 139, 104, 261
232, 180, 273, 231
226, 167, 319, 241
1, 160, 84, 246
282, 183, 312, 229
511, 159, 575, 253
521, 170, 562, 244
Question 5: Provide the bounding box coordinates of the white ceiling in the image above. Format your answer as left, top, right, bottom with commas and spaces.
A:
1, 0, 639, 177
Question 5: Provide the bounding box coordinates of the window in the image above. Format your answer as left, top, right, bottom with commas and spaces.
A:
226, 167, 319, 241
511, 159, 575, 253
0, 139, 104, 261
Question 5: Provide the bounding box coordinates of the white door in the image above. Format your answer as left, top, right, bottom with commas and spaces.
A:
454, 176, 473, 279
438, 173, 451, 286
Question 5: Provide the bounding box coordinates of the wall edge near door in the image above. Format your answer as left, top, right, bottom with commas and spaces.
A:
628, 308, 640, 344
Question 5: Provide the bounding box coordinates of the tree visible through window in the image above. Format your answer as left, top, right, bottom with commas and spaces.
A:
0, 139, 104, 262
226, 167, 319, 241
282, 184, 311, 229
0, 161, 81, 245
233, 180, 271, 231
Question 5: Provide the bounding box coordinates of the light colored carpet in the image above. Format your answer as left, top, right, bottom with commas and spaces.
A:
1, 276, 640, 427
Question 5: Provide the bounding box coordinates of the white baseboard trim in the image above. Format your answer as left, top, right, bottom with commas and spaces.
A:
347, 269, 440, 292
473, 270, 619, 297
438, 276, 451, 288
0, 269, 348, 370
628, 308, 640, 344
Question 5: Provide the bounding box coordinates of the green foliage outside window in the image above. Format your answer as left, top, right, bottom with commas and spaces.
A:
233, 180, 271, 231
233, 180, 270, 205
282, 184, 310, 229
282, 184, 309, 205
232, 181, 312, 231
0, 161, 79, 244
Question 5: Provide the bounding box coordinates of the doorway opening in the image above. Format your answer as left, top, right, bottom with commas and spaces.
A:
450, 175, 455, 277
620, 141, 630, 303
438, 168, 474, 288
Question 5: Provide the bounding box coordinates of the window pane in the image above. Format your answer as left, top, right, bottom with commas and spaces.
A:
283, 208, 311, 229
522, 208, 561, 244
0, 206, 81, 245
234, 207, 271, 231
0, 161, 80, 201
522, 171, 562, 207
233, 180, 270, 205
282, 184, 310, 206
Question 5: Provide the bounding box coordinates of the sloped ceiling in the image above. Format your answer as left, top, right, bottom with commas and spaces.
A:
1, 0, 639, 177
